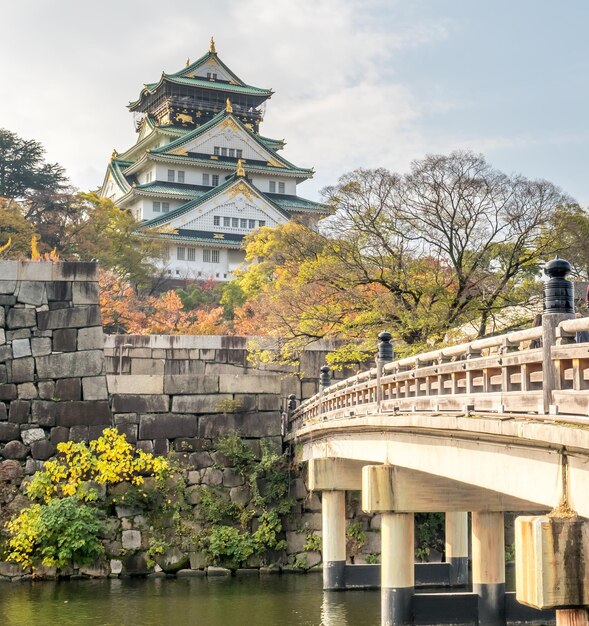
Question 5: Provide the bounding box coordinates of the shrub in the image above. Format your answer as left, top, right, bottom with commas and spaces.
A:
5, 496, 104, 570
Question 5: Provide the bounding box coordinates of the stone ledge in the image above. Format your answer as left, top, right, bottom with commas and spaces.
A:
0, 261, 98, 282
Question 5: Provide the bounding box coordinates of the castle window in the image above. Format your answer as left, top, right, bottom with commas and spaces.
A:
269, 181, 276, 193
228, 149, 235, 158
153, 201, 161, 212
214, 216, 220, 226
236, 149, 243, 159
187, 248, 196, 261
223, 217, 230, 227
162, 202, 170, 213
168, 170, 175, 182
259, 220, 266, 227
214, 147, 220, 156
221, 148, 227, 157
202, 173, 210, 186
207, 72, 217, 81
240, 219, 247, 228
203, 249, 220, 263
178, 171, 185, 183
248, 219, 255, 229
212, 174, 219, 186
278, 182, 285, 194
232, 218, 239, 228
177, 247, 186, 260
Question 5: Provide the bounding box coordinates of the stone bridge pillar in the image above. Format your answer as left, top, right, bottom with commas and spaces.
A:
472, 511, 506, 626
308, 458, 365, 591
363, 465, 414, 626
445, 511, 469, 586
321, 490, 346, 590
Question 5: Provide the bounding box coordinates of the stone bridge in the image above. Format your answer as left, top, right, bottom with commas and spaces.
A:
286, 259, 589, 626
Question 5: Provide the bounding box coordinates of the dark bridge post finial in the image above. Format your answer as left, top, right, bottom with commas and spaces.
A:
287, 394, 297, 412
377, 331, 394, 363
320, 365, 331, 389
543, 257, 574, 314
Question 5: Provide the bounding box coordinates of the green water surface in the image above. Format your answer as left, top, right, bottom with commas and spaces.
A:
0, 574, 381, 626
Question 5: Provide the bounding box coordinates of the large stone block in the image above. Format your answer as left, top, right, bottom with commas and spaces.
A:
0, 280, 16, 294
36, 351, 104, 379
107, 375, 163, 395
37, 305, 101, 330
16, 281, 47, 306
0, 328, 5, 345
9, 357, 35, 384
0, 345, 12, 363
21, 428, 45, 446
12, 338, 31, 359
171, 394, 233, 414
37, 380, 55, 400
2, 440, 29, 460
0, 384, 17, 400
31, 439, 56, 460
258, 395, 282, 411
0, 402, 5, 421
164, 360, 205, 376
55, 378, 81, 401
69, 425, 89, 442
138, 414, 198, 439
53, 328, 77, 352
111, 394, 169, 413
6, 328, 30, 341
50, 426, 69, 444
77, 327, 105, 350
130, 359, 164, 375
72, 282, 100, 305
30, 337, 52, 357
163, 375, 218, 395
46, 281, 71, 302
199, 412, 281, 439
31, 400, 57, 427
55, 401, 111, 427
8, 400, 30, 424
51, 262, 97, 282
17, 383, 37, 400
6, 308, 36, 329
0, 422, 19, 441
82, 376, 108, 401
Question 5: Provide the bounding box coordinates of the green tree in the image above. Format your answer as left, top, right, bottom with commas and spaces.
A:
0, 129, 68, 199
62, 193, 166, 288
231, 151, 569, 366
0, 198, 37, 258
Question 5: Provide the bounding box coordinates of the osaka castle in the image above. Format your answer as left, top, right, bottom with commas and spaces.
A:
100, 37, 328, 281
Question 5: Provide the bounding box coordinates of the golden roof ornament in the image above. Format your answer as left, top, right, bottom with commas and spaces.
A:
225, 98, 233, 113
210, 37, 216, 54
236, 159, 245, 178
185, 57, 190, 67
111, 149, 118, 159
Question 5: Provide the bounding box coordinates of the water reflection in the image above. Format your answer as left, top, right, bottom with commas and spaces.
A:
321, 591, 349, 625
0, 575, 381, 626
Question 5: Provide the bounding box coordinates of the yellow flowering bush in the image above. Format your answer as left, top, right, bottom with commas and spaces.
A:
26, 428, 169, 503
3, 429, 169, 571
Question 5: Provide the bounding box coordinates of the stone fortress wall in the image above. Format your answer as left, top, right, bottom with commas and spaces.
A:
0, 261, 380, 579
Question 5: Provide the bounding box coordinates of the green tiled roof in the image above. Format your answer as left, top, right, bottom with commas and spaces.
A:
142, 175, 290, 230
150, 109, 312, 175
134, 181, 208, 198
129, 75, 272, 110
170, 50, 247, 87
139, 230, 244, 248
268, 193, 330, 215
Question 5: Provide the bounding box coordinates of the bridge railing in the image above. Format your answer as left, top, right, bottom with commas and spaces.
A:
288, 311, 589, 434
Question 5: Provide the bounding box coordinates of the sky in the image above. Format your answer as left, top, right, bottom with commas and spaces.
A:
1, 0, 587, 205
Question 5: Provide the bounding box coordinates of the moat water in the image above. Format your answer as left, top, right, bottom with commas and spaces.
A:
0, 573, 381, 626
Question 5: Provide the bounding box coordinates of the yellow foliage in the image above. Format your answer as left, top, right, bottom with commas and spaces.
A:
26, 428, 169, 503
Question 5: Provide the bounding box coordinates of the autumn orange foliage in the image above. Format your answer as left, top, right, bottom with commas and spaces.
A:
99, 270, 228, 335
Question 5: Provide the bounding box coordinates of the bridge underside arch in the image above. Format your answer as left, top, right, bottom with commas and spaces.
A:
298, 418, 589, 517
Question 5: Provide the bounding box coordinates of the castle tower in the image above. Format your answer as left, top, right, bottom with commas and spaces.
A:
100, 39, 328, 281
